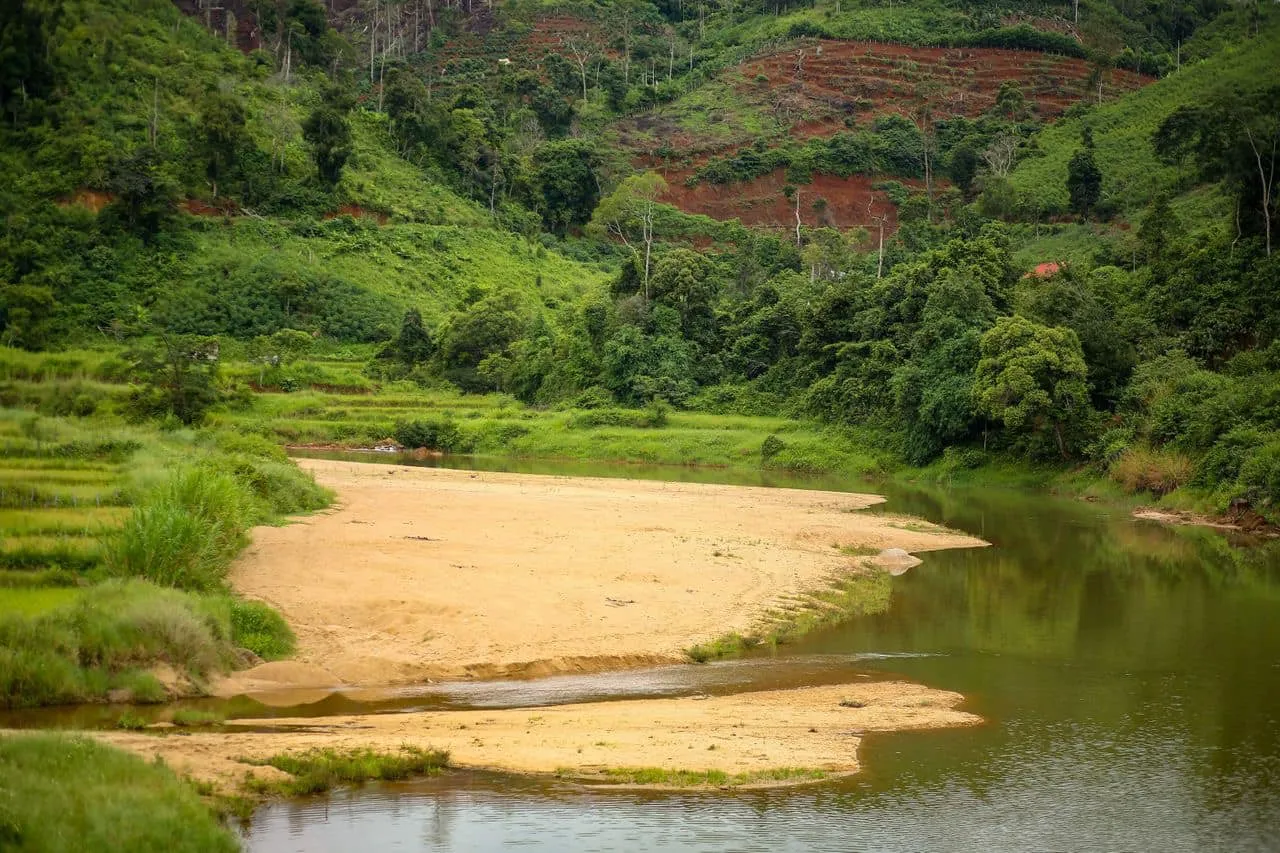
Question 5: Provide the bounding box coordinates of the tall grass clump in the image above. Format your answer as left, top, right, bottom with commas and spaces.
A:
105, 468, 249, 591
0, 580, 233, 709
1109, 447, 1194, 497
228, 598, 296, 660
0, 734, 239, 852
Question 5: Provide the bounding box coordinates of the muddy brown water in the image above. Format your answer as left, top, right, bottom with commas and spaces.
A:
17, 452, 1280, 851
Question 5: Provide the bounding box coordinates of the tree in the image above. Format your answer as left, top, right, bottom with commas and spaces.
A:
948, 144, 980, 199
588, 172, 668, 299
1066, 127, 1102, 220
126, 335, 222, 425
981, 133, 1018, 179
532, 139, 601, 235
196, 91, 248, 199
303, 97, 352, 189
0, 283, 55, 349
248, 328, 312, 384
975, 315, 1092, 459
1154, 86, 1279, 256
0, 0, 59, 125
383, 308, 435, 365
105, 147, 177, 237
892, 270, 995, 463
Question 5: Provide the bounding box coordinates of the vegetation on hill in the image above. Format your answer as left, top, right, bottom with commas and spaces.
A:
0, 0, 1278, 560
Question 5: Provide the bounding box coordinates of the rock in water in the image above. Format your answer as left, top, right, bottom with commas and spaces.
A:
873, 548, 921, 575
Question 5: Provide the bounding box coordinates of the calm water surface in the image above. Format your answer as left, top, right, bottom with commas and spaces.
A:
243, 453, 1280, 852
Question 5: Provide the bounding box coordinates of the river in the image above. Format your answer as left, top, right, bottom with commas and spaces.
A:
54, 452, 1280, 851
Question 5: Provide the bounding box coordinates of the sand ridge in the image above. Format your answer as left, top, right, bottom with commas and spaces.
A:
221, 460, 987, 690
95, 681, 979, 789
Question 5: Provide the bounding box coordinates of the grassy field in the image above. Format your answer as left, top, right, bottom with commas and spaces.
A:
0, 406, 327, 709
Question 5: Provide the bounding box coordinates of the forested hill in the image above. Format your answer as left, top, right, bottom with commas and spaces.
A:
0, 0, 1278, 517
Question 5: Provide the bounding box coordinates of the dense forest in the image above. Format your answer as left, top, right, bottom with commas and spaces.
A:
1, 0, 1278, 517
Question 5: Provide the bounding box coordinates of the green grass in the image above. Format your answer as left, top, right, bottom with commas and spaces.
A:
0, 734, 238, 852
562, 765, 829, 787
171, 708, 225, 727
1007, 23, 1280, 216
0, 587, 81, 617
0, 580, 234, 709
687, 570, 892, 663
240, 746, 450, 796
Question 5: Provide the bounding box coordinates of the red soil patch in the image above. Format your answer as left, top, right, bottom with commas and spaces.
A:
660, 167, 919, 234
181, 198, 237, 217
738, 40, 1152, 125
56, 189, 114, 213
323, 204, 389, 225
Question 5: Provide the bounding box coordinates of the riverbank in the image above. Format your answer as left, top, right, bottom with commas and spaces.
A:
93, 680, 978, 792
217, 459, 986, 691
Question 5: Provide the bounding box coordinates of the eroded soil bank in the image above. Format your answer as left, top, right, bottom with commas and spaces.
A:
219, 460, 986, 690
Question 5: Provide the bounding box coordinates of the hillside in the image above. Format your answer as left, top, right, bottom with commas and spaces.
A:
0, 0, 1278, 520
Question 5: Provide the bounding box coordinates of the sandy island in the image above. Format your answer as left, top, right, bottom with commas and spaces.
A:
98, 681, 978, 788
94, 460, 988, 788
221, 459, 985, 689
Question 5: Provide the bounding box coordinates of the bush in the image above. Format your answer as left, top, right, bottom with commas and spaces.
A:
105, 468, 249, 591
1237, 441, 1280, 509
229, 598, 296, 660
0, 735, 239, 851
0, 580, 234, 709
1109, 447, 1194, 496
761, 434, 786, 462
393, 417, 472, 452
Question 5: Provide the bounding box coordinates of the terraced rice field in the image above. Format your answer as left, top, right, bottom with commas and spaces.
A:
0, 415, 136, 591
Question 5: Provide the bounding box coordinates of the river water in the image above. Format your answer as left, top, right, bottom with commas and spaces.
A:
202, 455, 1280, 850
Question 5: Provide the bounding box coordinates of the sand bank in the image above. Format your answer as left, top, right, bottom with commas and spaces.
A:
220, 460, 986, 691
96, 680, 978, 789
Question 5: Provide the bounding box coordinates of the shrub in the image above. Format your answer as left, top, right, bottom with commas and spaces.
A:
761, 434, 786, 462
229, 598, 296, 660
105, 468, 249, 591
393, 417, 472, 452
1109, 447, 1194, 496
0, 735, 239, 851
1237, 441, 1280, 509
0, 580, 234, 709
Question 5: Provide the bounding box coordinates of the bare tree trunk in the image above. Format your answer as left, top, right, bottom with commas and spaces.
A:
1242, 123, 1275, 256
793, 189, 802, 247
149, 78, 159, 146
642, 202, 655, 300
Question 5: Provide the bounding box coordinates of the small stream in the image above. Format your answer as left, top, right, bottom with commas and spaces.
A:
26, 451, 1280, 851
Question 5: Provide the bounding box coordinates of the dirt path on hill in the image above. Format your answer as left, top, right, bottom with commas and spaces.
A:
219, 460, 986, 692
95, 681, 979, 789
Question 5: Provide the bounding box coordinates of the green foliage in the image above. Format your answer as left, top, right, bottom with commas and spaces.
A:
975, 315, 1092, 460
393, 417, 471, 452
0, 579, 232, 708
124, 335, 222, 426
0, 735, 238, 852
229, 598, 295, 660
1066, 130, 1104, 220
244, 746, 449, 796
105, 468, 248, 591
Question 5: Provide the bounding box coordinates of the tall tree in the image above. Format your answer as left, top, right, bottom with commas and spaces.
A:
588, 172, 668, 299
1066, 127, 1102, 220
302, 93, 352, 189
975, 315, 1092, 459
